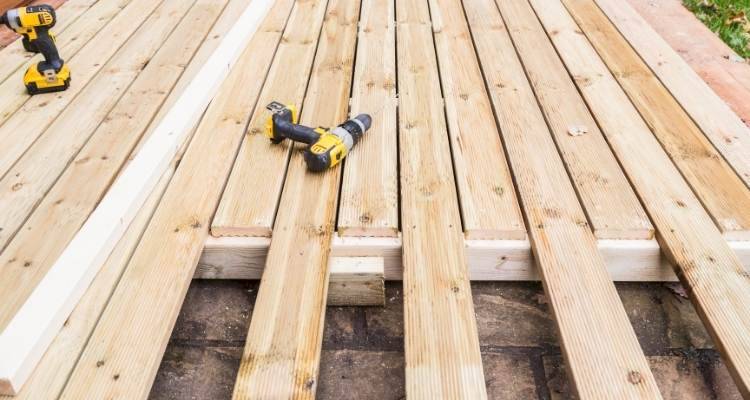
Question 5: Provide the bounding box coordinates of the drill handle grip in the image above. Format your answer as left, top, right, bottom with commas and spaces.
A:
272, 114, 320, 145
34, 28, 63, 71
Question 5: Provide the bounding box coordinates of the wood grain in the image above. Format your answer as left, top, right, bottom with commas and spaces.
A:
231, 0, 360, 397
467, 0, 661, 397
593, 0, 750, 187
212, 0, 330, 237
496, 0, 653, 240
337, 0, 399, 237
531, 0, 750, 395
562, 0, 750, 240
396, 0, 486, 397
56, 2, 293, 397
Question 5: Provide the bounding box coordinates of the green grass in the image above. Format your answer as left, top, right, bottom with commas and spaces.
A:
683, 0, 750, 58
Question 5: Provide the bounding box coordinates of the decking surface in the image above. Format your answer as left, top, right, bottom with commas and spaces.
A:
0, 0, 749, 398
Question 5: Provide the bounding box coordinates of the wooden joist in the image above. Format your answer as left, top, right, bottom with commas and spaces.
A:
0, 0, 162, 177
0, 0, 203, 251
55, 2, 291, 397
592, 0, 750, 187
562, 0, 750, 241
197, 235, 750, 282
467, 0, 661, 396
328, 257, 385, 306
396, 0, 486, 397
495, 0, 652, 240
0, 0, 98, 83
336, 0, 399, 238
428, 0, 525, 240
211, 0, 330, 237
530, 0, 750, 394
231, 0, 360, 397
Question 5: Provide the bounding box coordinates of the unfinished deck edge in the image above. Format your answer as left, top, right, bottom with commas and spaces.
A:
198, 234, 750, 282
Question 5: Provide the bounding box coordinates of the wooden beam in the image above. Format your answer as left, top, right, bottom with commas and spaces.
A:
562, 0, 750, 241
396, 0, 486, 397
592, 0, 750, 186
531, 0, 750, 395
0, 0, 158, 170
494, 0, 652, 240
211, 0, 330, 238
0, 0, 96, 83
0, 0, 277, 394
468, 0, 660, 396
0, 0, 201, 251
231, 0, 360, 397
337, 0, 399, 238
55, 2, 292, 398
326, 257, 385, 306
198, 235, 750, 282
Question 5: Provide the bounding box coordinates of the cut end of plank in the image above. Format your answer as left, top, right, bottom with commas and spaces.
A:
464, 227, 527, 241
722, 229, 750, 242
209, 224, 272, 238
0, 377, 17, 396
337, 225, 400, 238
593, 226, 655, 241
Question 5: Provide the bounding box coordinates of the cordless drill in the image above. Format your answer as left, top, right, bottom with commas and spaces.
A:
265, 102, 372, 172
0, 4, 71, 95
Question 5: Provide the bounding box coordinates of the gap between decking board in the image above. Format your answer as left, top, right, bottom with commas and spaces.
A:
198, 234, 750, 282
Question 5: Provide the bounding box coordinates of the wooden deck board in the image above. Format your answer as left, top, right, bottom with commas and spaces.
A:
211, 0, 330, 237
396, 0, 487, 397
497, 0, 653, 240
428, 0, 525, 240
57, 1, 292, 397
336, 0, 399, 238
532, 0, 750, 395
232, 1, 359, 397
563, 0, 750, 241
466, 0, 661, 397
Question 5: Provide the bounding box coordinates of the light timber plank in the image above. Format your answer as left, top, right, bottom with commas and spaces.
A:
466, 0, 660, 397
0, 0, 99, 83
562, 0, 750, 241
231, 0, 359, 397
211, 0, 330, 237
328, 257, 384, 306
395, 0, 486, 397
0, 0, 203, 251
337, 0, 399, 238
530, 0, 750, 395
0, 0, 163, 178
592, 0, 750, 186
56, 3, 292, 398
494, 0, 653, 240
0, 0, 278, 394
427, 0, 525, 240
0, 0, 228, 346
198, 235, 750, 282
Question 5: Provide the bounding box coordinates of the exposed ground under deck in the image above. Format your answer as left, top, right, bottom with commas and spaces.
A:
1, 0, 750, 397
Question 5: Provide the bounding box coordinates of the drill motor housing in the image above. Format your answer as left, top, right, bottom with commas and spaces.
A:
265, 102, 371, 172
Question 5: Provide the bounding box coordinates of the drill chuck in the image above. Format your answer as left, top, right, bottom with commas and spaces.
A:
304, 114, 371, 172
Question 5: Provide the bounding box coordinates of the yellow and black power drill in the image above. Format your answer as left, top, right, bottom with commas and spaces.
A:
0, 4, 71, 95
265, 102, 371, 172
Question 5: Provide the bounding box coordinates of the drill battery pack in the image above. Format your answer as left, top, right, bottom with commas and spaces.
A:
24, 63, 71, 95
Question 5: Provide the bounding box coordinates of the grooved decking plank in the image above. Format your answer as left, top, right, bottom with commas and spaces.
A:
531, 0, 750, 395
336, 0, 398, 238
231, 0, 359, 397
562, 0, 750, 241
0, 0, 203, 253
0, 0, 95, 82
211, 0, 330, 237
494, 0, 652, 240
55, 3, 292, 397
465, 0, 661, 397
0, 0, 203, 332
0, 0, 163, 178
396, 0, 486, 397
426, 0, 525, 240
593, 0, 750, 186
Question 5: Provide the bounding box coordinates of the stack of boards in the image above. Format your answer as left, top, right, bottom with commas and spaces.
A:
0, 0, 749, 398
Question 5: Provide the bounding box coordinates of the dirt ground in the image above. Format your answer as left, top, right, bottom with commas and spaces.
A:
148, 280, 742, 399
